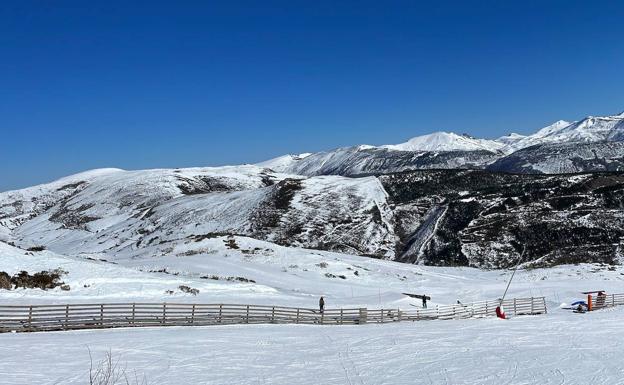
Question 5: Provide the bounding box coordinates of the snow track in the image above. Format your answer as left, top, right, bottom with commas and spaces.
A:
2, 308, 624, 384
398, 204, 448, 264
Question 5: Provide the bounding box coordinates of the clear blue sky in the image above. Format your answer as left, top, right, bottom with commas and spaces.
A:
2, 1, 623, 191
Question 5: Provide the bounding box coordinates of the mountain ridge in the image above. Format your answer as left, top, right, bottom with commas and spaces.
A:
2, 165, 623, 269
259, 110, 624, 176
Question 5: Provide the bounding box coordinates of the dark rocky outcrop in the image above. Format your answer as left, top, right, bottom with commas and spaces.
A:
380, 170, 624, 268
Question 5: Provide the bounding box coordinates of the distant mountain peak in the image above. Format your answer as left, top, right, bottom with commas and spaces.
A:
532, 120, 572, 138
382, 131, 504, 153
256, 108, 624, 176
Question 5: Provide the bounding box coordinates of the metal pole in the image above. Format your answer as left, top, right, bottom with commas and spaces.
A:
501, 246, 526, 306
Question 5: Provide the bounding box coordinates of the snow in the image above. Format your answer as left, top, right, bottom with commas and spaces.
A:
382, 132, 505, 153
2, 224, 624, 384
2, 111, 624, 382
532, 120, 573, 138
256, 153, 312, 172
252, 109, 624, 176
2, 235, 623, 310
496, 132, 526, 147
502, 114, 624, 153
2, 308, 624, 384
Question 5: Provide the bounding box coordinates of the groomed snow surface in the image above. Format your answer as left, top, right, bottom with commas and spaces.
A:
2, 236, 624, 384
2, 308, 623, 385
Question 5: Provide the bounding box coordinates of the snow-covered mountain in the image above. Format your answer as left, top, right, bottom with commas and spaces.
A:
262, 145, 501, 176
1, 166, 395, 259
2, 166, 623, 270
260, 110, 624, 176
488, 141, 624, 174
501, 114, 624, 152
381, 131, 505, 152
2, 109, 624, 275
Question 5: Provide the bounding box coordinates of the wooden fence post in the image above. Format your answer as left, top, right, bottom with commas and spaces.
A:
358, 308, 367, 324
271, 306, 275, 323
296, 308, 300, 324
28, 306, 33, 331
218, 304, 223, 323
100, 304, 104, 327
530, 298, 534, 314
397, 308, 402, 322
381, 308, 384, 323
246, 305, 250, 324
340, 308, 343, 324
162, 303, 167, 325
64, 304, 69, 330
191, 304, 195, 324
131, 303, 136, 326
513, 298, 517, 316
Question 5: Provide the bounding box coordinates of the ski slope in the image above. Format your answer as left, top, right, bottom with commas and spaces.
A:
1, 307, 623, 385
2, 237, 623, 309
2, 236, 624, 384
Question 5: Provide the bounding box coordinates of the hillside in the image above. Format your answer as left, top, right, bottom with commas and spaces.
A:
2, 166, 623, 270
259, 110, 624, 176
487, 141, 624, 174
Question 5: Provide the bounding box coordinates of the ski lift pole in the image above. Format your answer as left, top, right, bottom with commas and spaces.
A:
498, 246, 525, 318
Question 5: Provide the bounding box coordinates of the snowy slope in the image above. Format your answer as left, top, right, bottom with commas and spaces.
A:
2, 166, 624, 270
0, 168, 123, 230
264, 145, 501, 176
502, 114, 624, 152
258, 110, 624, 176
0, 309, 624, 385
2, 166, 395, 259
5, 307, 624, 385
496, 132, 527, 147
382, 131, 505, 152
488, 141, 624, 174
256, 153, 312, 171
2, 167, 624, 385
2, 235, 623, 308
2, 237, 624, 385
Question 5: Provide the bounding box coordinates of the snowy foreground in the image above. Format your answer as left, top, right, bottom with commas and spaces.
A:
2, 239, 623, 309
2, 238, 624, 384
1, 307, 623, 385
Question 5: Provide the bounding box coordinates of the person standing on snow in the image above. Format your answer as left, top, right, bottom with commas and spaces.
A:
422, 295, 427, 309
319, 296, 325, 313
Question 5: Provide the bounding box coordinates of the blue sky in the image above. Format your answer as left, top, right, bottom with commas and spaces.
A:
1, 1, 623, 191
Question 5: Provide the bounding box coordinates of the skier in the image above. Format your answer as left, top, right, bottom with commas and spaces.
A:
319, 296, 325, 314
422, 295, 427, 309
596, 291, 607, 309
495, 305, 506, 319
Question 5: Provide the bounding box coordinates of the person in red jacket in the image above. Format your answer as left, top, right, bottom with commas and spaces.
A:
496, 305, 506, 319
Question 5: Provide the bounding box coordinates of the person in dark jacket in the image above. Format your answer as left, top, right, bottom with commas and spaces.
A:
422, 295, 427, 309
319, 296, 325, 313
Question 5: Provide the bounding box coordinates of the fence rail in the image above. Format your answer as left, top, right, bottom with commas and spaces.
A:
0, 297, 546, 333
589, 293, 624, 311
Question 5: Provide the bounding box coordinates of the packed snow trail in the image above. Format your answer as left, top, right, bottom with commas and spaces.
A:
398, 204, 447, 263
1, 308, 624, 384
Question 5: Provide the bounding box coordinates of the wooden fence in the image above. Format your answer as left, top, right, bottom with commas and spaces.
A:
589, 293, 624, 311
0, 297, 547, 333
